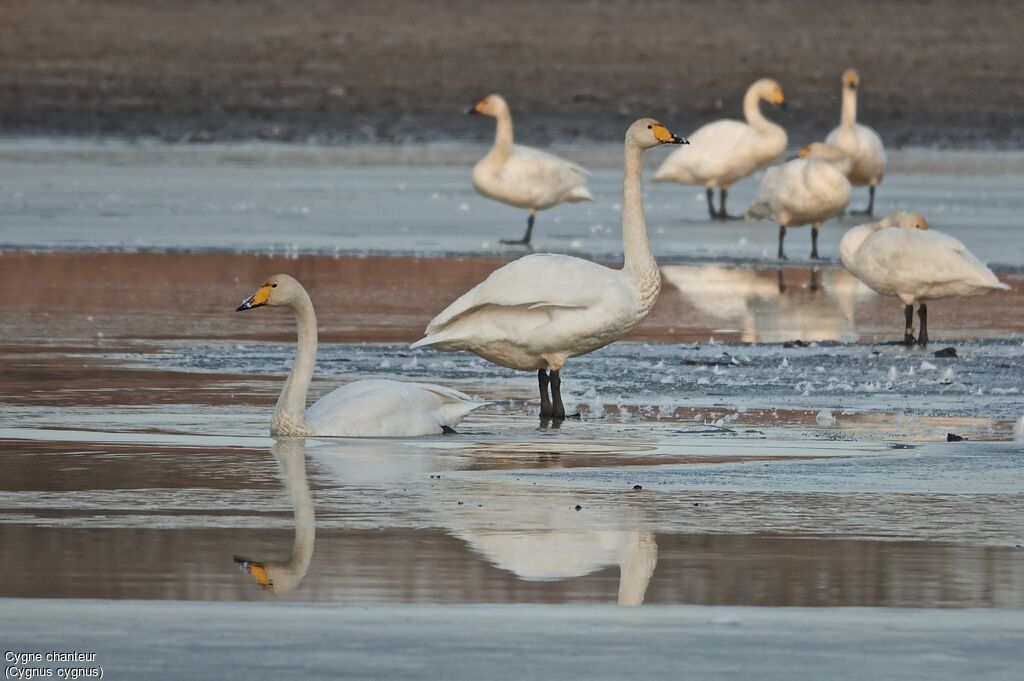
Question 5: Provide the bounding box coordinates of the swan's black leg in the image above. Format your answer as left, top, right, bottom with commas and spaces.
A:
903, 304, 916, 345
706, 188, 717, 220
810, 224, 820, 260
778, 224, 788, 260
717, 188, 743, 220
852, 186, 876, 216
538, 369, 553, 418
502, 211, 536, 246
917, 303, 929, 346
550, 369, 565, 420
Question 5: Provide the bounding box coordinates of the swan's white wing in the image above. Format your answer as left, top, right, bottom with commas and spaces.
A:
306, 379, 485, 437
498, 145, 592, 204
857, 228, 1007, 297
420, 254, 615, 335
655, 120, 755, 183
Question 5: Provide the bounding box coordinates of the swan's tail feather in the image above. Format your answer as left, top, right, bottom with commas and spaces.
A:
567, 186, 594, 202
746, 200, 772, 220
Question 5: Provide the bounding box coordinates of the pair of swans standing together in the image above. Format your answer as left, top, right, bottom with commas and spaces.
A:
237, 119, 688, 437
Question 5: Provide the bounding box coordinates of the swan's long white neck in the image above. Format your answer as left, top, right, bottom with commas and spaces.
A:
743, 88, 778, 135
840, 86, 858, 128
272, 291, 317, 436
487, 105, 514, 164
283, 445, 315, 579
621, 140, 660, 304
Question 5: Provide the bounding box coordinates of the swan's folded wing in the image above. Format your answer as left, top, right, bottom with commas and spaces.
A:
422, 254, 613, 334
511, 144, 590, 176
862, 228, 1005, 291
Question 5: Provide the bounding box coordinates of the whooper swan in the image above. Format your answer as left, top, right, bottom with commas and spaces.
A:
654, 78, 787, 220
412, 119, 686, 419
839, 211, 1009, 345
468, 94, 594, 246
747, 142, 852, 260
825, 69, 887, 216
236, 274, 486, 436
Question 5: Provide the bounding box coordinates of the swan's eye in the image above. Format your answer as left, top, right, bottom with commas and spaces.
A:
272, 284, 278, 288
647, 125, 652, 129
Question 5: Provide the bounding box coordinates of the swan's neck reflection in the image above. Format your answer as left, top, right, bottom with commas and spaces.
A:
234, 438, 315, 594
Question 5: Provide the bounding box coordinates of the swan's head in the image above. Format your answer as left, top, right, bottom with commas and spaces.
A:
628, 118, 688, 149
843, 68, 860, 91
236, 273, 302, 311
880, 211, 929, 231
233, 556, 274, 590
753, 78, 785, 106
466, 94, 509, 117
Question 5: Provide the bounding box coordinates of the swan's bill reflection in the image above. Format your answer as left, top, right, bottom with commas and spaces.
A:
233, 437, 314, 595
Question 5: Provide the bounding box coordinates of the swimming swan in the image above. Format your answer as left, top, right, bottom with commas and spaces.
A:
236, 274, 486, 436
654, 78, 787, 220
412, 119, 687, 419
747, 142, 852, 260
469, 93, 594, 246
839, 211, 1009, 345
825, 69, 886, 216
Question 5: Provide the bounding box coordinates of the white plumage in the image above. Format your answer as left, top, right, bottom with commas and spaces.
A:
469, 94, 593, 245
825, 68, 887, 215
654, 78, 787, 219
236, 274, 486, 437
839, 211, 1009, 344
414, 118, 688, 418
747, 142, 852, 259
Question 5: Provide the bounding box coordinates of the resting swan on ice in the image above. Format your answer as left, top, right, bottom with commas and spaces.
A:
236, 274, 485, 436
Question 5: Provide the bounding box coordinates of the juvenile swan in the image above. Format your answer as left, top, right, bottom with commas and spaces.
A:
469, 94, 594, 246
654, 78, 786, 220
825, 69, 886, 216
839, 212, 1009, 345
747, 142, 852, 260
413, 119, 686, 419
236, 275, 485, 436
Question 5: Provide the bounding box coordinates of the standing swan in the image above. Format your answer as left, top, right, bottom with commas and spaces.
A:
236, 274, 486, 436
825, 69, 886, 216
747, 142, 852, 260
412, 119, 687, 419
654, 78, 786, 220
839, 211, 1009, 345
468, 94, 594, 246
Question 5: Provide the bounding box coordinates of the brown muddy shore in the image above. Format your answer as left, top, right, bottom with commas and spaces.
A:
0, 0, 1021, 146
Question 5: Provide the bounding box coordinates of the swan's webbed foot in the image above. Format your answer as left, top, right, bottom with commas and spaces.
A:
851, 186, 877, 216
713, 189, 743, 221
903, 333, 916, 346
503, 212, 536, 247
714, 212, 744, 221
441, 425, 458, 435
500, 237, 531, 246
849, 207, 874, 216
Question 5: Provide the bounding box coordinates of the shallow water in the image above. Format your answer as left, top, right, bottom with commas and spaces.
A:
1, 143, 1022, 613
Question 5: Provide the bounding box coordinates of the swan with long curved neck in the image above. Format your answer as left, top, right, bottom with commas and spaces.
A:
747, 141, 852, 259
236, 275, 486, 436
234, 438, 314, 594
825, 68, 887, 216
840, 211, 1009, 345
412, 118, 686, 419
468, 93, 594, 246
654, 78, 787, 220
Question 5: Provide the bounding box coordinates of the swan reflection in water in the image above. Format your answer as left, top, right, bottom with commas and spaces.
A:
234, 438, 315, 594
233, 438, 659, 605
662, 264, 874, 343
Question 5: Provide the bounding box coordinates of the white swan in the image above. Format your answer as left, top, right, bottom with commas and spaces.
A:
839, 211, 1009, 345
825, 69, 887, 216
236, 274, 486, 436
654, 78, 787, 220
469, 94, 594, 246
747, 142, 852, 260
412, 119, 687, 419
234, 439, 313, 594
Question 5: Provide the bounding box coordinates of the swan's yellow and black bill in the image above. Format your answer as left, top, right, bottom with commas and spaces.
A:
465, 100, 485, 115
236, 283, 272, 311
651, 123, 689, 145
234, 555, 273, 589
